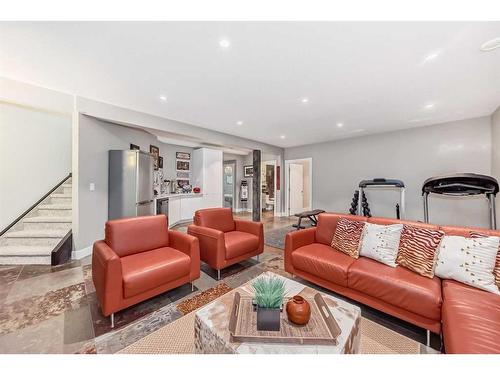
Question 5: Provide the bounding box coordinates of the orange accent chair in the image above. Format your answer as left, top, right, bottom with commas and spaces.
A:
187, 208, 264, 279
92, 215, 200, 327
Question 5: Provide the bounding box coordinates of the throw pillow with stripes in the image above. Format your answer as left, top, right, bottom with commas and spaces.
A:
331, 218, 365, 258
396, 225, 444, 278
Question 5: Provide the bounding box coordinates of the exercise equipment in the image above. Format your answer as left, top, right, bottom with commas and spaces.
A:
351, 178, 406, 219
293, 209, 326, 230
422, 173, 499, 229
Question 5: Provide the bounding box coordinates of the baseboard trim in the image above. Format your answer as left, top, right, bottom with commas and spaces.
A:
72, 245, 92, 260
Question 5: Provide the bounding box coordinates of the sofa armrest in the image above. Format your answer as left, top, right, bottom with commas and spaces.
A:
92, 240, 122, 316
284, 227, 317, 274
169, 230, 201, 280
234, 219, 263, 237
187, 224, 226, 270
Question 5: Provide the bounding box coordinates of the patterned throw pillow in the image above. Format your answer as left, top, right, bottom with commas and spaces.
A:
435, 235, 500, 294
331, 218, 365, 258
471, 232, 500, 289
359, 223, 404, 267
396, 225, 444, 278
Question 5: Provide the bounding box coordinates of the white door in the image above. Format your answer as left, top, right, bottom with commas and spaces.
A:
289, 163, 304, 215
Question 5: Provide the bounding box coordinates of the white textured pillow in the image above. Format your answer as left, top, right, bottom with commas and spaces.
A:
435, 235, 500, 294
359, 223, 403, 267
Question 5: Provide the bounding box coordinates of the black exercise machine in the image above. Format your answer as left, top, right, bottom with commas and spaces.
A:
422, 173, 499, 229
293, 209, 326, 230
349, 178, 406, 219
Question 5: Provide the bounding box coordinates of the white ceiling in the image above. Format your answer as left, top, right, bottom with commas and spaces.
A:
1, 22, 499, 148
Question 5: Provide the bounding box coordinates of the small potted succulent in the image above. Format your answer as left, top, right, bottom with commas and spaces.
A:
252, 276, 285, 331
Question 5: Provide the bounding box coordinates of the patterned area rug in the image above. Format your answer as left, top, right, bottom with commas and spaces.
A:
264, 225, 298, 249
177, 284, 232, 315
119, 310, 421, 354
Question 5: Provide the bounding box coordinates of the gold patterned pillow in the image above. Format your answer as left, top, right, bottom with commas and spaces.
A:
331, 218, 365, 258
396, 225, 444, 278
471, 232, 500, 289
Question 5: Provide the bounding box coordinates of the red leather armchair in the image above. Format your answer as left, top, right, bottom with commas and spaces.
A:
187, 208, 264, 279
92, 215, 200, 327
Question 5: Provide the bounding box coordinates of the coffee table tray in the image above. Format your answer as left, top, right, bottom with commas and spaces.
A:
228, 292, 341, 345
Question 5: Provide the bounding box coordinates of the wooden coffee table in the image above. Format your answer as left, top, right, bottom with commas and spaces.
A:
194, 272, 361, 354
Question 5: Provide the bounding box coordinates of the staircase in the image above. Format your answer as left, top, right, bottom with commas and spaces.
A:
0, 177, 72, 265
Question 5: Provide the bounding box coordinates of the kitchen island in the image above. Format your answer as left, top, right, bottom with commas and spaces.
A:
154, 193, 204, 228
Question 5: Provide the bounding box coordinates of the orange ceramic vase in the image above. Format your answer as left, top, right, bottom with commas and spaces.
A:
286, 295, 311, 325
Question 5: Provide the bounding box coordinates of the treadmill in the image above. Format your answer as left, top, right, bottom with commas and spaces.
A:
422, 173, 499, 229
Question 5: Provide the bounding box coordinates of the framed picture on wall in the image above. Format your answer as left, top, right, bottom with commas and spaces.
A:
244, 165, 254, 177
158, 156, 163, 169
150, 145, 159, 170
176, 152, 191, 160
176, 160, 190, 171
176, 179, 190, 189
130, 143, 140, 150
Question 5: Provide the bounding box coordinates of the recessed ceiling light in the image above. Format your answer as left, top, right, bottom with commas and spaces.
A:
159, 95, 167, 102
424, 103, 435, 110
219, 39, 231, 48
337, 122, 344, 128
280, 135, 286, 139
301, 97, 309, 104
236, 121, 243, 126
480, 37, 500, 52
422, 51, 440, 63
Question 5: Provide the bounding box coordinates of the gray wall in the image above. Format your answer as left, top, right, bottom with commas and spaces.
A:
492, 106, 500, 191
76, 114, 193, 250
0, 102, 72, 229
285, 116, 493, 228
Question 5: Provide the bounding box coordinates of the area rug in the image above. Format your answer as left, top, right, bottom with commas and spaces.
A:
264, 225, 296, 249
119, 310, 421, 354
177, 283, 232, 315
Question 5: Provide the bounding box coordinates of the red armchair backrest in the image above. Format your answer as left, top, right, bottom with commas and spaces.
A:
105, 215, 169, 257
194, 207, 235, 233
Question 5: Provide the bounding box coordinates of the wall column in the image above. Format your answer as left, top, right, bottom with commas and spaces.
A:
252, 150, 261, 221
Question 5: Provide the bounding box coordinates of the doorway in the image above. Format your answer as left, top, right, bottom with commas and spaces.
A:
285, 158, 313, 216
261, 160, 277, 217
223, 160, 236, 211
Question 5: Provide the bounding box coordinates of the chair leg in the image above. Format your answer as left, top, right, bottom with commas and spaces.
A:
217, 269, 221, 280
191, 282, 195, 292
256, 255, 260, 262
110, 313, 115, 329
426, 330, 430, 347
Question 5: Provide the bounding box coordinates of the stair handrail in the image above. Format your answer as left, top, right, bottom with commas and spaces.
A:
0, 173, 72, 236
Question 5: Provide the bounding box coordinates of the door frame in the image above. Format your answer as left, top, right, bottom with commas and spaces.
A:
223, 159, 237, 211
261, 159, 278, 217
285, 158, 313, 217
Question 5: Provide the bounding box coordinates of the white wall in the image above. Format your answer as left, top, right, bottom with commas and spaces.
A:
0, 102, 72, 229
285, 116, 493, 228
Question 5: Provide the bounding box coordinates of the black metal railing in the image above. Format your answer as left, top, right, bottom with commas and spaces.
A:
0, 173, 72, 236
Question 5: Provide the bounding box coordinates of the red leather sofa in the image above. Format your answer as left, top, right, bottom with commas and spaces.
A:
285, 212, 500, 353
187, 208, 264, 279
92, 215, 200, 327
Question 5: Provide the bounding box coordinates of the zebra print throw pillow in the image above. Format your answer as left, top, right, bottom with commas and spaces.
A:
471, 232, 500, 289
331, 218, 365, 258
396, 225, 444, 278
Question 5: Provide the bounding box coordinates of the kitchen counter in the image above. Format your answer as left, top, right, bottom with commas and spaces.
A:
154, 193, 203, 200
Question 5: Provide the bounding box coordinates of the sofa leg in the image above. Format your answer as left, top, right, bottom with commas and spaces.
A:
426, 330, 430, 347
111, 313, 115, 329
217, 269, 221, 280
256, 255, 259, 262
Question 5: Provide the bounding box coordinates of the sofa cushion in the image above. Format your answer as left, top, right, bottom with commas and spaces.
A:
396, 224, 444, 278
331, 218, 365, 258
224, 231, 259, 259
442, 280, 500, 353
470, 232, 500, 290
121, 247, 191, 298
105, 215, 169, 257
359, 222, 403, 267
291, 243, 356, 287
348, 257, 442, 320
435, 235, 500, 294
316, 213, 367, 246
194, 207, 235, 233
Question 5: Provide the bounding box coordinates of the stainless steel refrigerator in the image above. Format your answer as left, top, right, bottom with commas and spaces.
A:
108, 150, 155, 220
